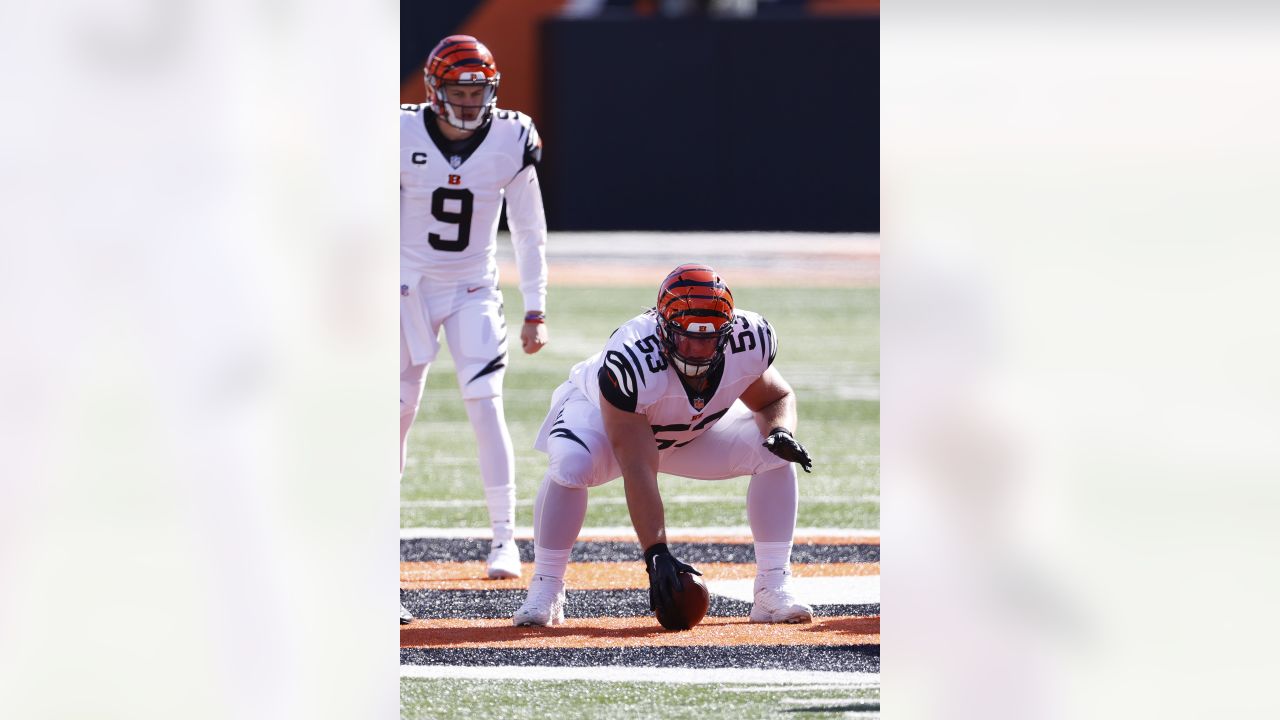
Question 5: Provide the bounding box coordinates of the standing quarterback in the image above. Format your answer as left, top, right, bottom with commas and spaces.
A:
400, 36, 548, 623
514, 264, 815, 627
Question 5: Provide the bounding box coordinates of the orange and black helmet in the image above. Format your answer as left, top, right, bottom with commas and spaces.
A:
424, 35, 501, 130
655, 264, 735, 377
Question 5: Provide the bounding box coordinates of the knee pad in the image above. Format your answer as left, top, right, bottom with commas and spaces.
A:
547, 445, 597, 489
400, 379, 423, 421
400, 397, 418, 421
751, 462, 797, 486
753, 444, 792, 475
401, 361, 428, 419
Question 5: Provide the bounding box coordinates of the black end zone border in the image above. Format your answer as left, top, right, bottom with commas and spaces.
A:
401, 538, 879, 564
401, 644, 880, 674
401, 587, 878, 620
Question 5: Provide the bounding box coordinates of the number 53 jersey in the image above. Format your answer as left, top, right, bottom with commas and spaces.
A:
400, 103, 547, 302
558, 309, 779, 452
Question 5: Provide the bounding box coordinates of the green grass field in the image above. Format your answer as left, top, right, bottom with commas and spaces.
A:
401, 284, 879, 531
400, 678, 880, 720
401, 283, 878, 718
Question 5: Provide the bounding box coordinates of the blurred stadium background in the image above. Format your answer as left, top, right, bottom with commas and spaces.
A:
401, 0, 878, 234
399, 2, 879, 718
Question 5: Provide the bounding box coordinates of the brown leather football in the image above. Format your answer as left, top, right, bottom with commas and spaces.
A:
655, 572, 710, 630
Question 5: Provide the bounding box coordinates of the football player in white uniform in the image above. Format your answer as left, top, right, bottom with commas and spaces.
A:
400, 36, 549, 623
513, 264, 815, 627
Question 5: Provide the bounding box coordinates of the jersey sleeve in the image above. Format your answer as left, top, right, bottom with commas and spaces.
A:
504, 164, 548, 315
487, 110, 548, 315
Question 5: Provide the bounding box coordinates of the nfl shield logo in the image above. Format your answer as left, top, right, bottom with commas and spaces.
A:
692, 398, 705, 411
449, 155, 463, 169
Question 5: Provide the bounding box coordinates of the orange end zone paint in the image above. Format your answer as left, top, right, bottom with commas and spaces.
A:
400, 614, 879, 649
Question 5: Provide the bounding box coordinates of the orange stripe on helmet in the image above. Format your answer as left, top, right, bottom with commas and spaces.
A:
656, 263, 735, 333
425, 35, 499, 85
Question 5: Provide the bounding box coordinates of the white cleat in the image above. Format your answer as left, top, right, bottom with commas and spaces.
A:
750, 568, 814, 624
513, 575, 566, 627
487, 541, 522, 579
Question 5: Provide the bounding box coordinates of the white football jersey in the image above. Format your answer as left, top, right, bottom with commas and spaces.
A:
568, 309, 778, 450
400, 104, 547, 312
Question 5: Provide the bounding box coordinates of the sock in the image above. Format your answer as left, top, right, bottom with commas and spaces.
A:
529, 475, 588, 583
531, 546, 572, 584
533, 474, 588, 550
746, 464, 798, 542
485, 485, 515, 545
754, 540, 795, 586
464, 396, 516, 537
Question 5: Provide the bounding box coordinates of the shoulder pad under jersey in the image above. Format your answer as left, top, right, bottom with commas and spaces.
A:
725, 310, 779, 370
493, 108, 542, 169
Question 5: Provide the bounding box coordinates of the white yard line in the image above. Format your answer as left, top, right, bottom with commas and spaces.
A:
401, 494, 879, 509
400, 664, 878, 686
400, 526, 879, 540
712, 575, 880, 605
720, 685, 870, 693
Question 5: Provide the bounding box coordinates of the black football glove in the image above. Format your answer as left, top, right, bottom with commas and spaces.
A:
762, 427, 813, 473
644, 543, 702, 612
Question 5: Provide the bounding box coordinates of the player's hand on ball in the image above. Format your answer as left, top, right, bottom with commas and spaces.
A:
521, 320, 547, 355
644, 544, 702, 611
763, 428, 813, 473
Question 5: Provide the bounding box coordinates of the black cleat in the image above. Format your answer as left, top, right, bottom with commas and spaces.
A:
400, 602, 413, 625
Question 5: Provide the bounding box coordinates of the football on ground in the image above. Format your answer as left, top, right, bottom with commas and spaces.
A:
656, 572, 710, 630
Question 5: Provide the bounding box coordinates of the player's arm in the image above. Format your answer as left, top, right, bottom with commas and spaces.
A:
505, 159, 548, 355
601, 399, 701, 608
741, 366, 814, 473
598, 353, 700, 607
601, 398, 665, 549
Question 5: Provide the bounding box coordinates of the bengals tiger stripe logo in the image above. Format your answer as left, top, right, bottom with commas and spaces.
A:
656, 264, 734, 333
599, 350, 639, 412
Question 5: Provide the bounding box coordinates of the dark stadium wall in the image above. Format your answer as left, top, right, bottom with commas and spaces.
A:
539, 16, 879, 232
400, 3, 879, 233
400, 2, 481, 92
401, 0, 566, 123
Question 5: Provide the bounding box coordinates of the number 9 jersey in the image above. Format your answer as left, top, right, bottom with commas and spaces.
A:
400, 103, 547, 313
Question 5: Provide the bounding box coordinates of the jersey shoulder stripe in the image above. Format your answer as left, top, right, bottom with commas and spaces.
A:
758, 315, 778, 366
724, 310, 778, 371
621, 344, 647, 387
598, 349, 640, 413
492, 107, 542, 169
